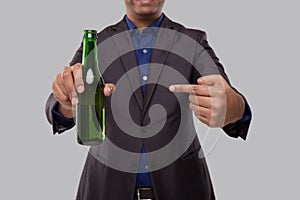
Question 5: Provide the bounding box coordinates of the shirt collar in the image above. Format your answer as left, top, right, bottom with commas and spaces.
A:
125, 13, 164, 30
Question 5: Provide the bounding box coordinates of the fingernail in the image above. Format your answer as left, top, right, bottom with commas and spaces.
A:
169, 85, 175, 92
105, 87, 112, 95
71, 97, 78, 105
109, 87, 113, 94
77, 85, 84, 93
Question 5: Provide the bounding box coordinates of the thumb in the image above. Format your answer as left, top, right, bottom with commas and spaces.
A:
104, 83, 116, 96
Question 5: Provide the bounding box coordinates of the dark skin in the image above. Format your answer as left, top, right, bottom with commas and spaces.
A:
124, 0, 165, 28
52, 63, 116, 118
52, 0, 245, 127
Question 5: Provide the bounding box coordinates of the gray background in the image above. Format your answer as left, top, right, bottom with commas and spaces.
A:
0, 0, 299, 199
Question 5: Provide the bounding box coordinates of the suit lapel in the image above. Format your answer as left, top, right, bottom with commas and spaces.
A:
142, 17, 176, 117
108, 16, 177, 114
109, 18, 144, 111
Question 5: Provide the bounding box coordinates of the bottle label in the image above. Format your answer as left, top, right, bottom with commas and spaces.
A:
86, 68, 94, 84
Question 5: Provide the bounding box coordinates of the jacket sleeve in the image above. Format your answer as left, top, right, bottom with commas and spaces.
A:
194, 31, 252, 140
223, 93, 252, 140
45, 94, 75, 134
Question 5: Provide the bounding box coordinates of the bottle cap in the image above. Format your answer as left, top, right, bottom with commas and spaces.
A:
84, 30, 97, 39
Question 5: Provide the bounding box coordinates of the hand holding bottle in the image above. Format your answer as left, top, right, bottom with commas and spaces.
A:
52, 63, 115, 118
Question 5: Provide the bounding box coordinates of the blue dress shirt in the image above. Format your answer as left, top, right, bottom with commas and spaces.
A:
125, 14, 164, 188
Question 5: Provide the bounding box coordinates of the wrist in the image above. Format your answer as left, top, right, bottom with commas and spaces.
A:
225, 90, 245, 125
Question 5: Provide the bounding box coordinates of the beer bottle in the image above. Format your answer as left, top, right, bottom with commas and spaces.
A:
76, 30, 105, 145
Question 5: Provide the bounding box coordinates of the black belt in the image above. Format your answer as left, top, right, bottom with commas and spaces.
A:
134, 188, 155, 200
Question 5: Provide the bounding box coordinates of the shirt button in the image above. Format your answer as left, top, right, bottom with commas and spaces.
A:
145, 165, 149, 169
142, 76, 148, 81
143, 49, 148, 54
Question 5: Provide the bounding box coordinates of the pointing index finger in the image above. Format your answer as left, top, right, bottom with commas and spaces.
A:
169, 84, 197, 94
169, 84, 211, 97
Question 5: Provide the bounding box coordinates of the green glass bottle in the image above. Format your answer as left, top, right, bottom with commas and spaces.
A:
76, 30, 105, 145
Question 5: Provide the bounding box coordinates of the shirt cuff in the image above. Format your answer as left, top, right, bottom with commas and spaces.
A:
51, 101, 75, 134
225, 98, 252, 129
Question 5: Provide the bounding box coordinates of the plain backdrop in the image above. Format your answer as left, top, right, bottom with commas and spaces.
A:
0, 0, 299, 199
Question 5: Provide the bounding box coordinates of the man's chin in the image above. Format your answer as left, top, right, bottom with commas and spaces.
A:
135, 10, 159, 18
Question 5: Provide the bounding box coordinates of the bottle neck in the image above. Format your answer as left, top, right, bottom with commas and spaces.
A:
83, 39, 98, 69
82, 30, 99, 72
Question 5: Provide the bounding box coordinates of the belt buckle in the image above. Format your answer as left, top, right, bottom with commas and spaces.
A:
136, 188, 152, 200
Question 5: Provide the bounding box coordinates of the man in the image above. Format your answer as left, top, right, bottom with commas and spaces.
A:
45, 0, 251, 199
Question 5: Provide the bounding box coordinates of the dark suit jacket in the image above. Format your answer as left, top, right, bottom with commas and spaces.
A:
45, 15, 251, 200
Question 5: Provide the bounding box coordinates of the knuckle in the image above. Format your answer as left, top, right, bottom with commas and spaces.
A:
57, 93, 68, 102
64, 66, 71, 71
195, 107, 200, 115
212, 101, 224, 111
53, 92, 60, 100
53, 90, 68, 102
198, 114, 203, 121
189, 95, 196, 103
200, 118, 207, 125
52, 92, 58, 100
191, 85, 198, 93
73, 63, 82, 71
202, 118, 210, 126
55, 73, 61, 81
190, 103, 199, 114
213, 104, 221, 111
194, 112, 201, 120
62, 70, 71, 79
74, 63, 82, 68
189, 103, 194, 111
216, 89, 225, 96
51, 82, 56, 91
53, 92, 59, 100
71, 91, 77, 98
